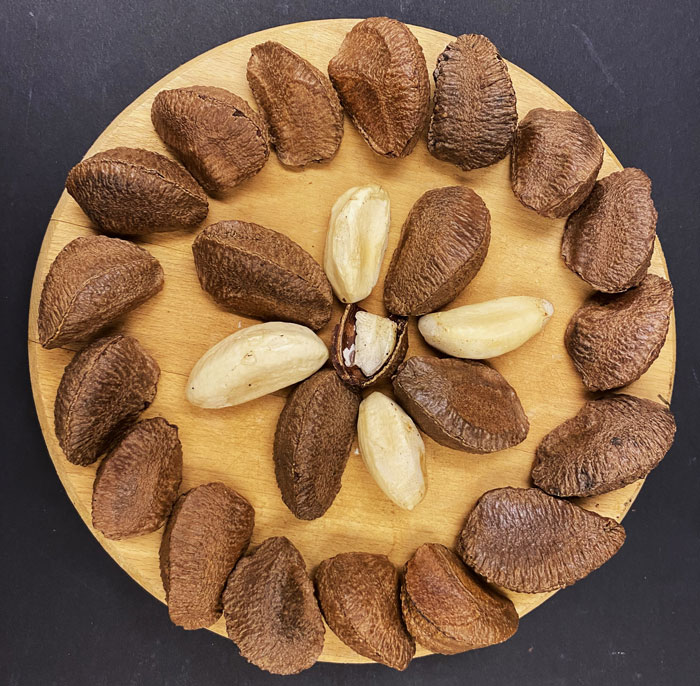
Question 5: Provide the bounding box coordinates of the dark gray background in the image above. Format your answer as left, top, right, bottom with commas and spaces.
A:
2, 1, 699, 685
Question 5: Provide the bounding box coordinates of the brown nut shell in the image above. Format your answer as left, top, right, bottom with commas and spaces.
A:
328, 17, 430, 158
65, 147, 208, 234
383, 186, 490, 316
392, 356, 529, 454
192, 220, 333, 330
428, 34, 517, 171
54, 334, 160, 466
37, 235, 163, 349
315, 552, 415, 670
457, 487, 626, 593
92, 417, 182, 539
511, 109, 604, 218
401, 543, 518, 654
565, 273, 673, 391
223, 537, 325, 675
159, 482, 254, 630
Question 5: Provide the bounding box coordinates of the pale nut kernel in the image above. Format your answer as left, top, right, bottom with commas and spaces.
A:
352, 311, 398, 377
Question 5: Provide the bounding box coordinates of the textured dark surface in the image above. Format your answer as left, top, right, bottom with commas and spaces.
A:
1, 1, 699, 684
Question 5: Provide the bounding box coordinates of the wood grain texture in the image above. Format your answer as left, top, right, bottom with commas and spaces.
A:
27, 19, 676, 664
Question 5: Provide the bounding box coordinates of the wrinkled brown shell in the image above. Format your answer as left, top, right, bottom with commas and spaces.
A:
92, 417, 182, 539
562, 168, 658, 292
192, 220, 333, 330
511, 109, 604, 218
392, 357, 529, 454
159, 482, 254, 630
457, 487, 626, 593
246, 41, 343, 167
54, 334, 160, 466
401, 543, 518, 654
37, 235, 163, 349
328, 17, 430, 158
383, 186, 490, 316
151, 85, 269, 195
223, 537, 325, 675
273, 370, 360, 520
428, 34, 517, 171
532, 394, 676, 497
65, 147, 208, 234
315, 552, 415, 670
565, 274, 673, 391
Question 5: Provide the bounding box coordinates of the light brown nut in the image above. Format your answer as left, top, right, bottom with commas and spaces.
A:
65, 147, 208, 234
37, 235, 163, 349
383, 186, 490, 316
328, 17, 430, 158
428, 34, 517, 171
392, 356, 529, 454
151, 86, 269, 195
54, 334, 160, 466
159, 482, 254, 630
246, 41, 343, 167
511, 109, 604, 218
192, 220, 333, 330
457, 487, 626, 593
401, 543, 518, 654
565, 273, 673, 391
92, 417, 182, 539
562, 168, 658, 292
315, 552, 415, 670
223, 537, 325, 675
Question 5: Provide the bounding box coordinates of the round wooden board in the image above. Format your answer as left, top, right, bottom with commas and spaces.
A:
28, 19, 675, 665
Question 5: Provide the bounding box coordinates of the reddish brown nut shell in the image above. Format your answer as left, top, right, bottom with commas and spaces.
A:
223, 537, 325, 675
328, 17, 430, 158
511, 109, 604, 218
457, 487, 626, 593
565, 273, 673, 391
159, 482, 254, 630
151, 85, 269, 195
392, 356, 529, 454
92, 417, 182, 539
428, 34, 517, 171
401, 543, 518, 654
54, 334, 160, 466
383, 186, 490, 316
65, 147, 208, 234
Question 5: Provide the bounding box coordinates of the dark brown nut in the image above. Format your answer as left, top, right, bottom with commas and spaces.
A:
159, 482, 254, 630
428, 35, 517, 171
401, 543, 518, 655
457, 487, 626, 593
532, 394, 676, 497
511, 109, 604, 218
223, 537, 325, 675
562, 168, 658, 292
192, 220, 333, 330
92, 417, 182, 539
37, 236, 163, 349
565, 274, 673, 391
246, 41, 343, 167
151, 86, 269, 195
315, 552, 415, 670
273, 370, 360, 520
392, 356, 529, 454
328, 17, 430, 158
54, 334, 160, 466
65, 147, 208, 234
383, 187, 490, 316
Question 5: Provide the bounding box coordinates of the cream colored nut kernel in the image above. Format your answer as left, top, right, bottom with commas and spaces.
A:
186, 322, 328, 409
352, 311, 398, 377
357, 392, 426, 510
323, 185, 391, 303
418, 296, 554, 359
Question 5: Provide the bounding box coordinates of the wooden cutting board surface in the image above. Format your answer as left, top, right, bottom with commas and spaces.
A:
27, 19, 676, 664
